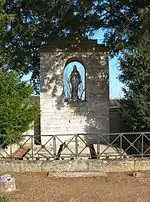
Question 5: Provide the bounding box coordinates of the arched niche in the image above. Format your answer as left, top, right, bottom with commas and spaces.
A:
64, 60, 86, 102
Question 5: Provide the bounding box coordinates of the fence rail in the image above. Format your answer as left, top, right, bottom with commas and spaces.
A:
0, 132, 150, 160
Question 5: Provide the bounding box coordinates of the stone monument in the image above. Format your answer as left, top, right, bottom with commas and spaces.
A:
40, 34, 109, 144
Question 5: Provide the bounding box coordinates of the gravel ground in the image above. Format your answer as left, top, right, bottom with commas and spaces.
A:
2, 172, 150, 202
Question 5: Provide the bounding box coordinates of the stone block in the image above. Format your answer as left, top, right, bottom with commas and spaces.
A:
0, 174, 16, 193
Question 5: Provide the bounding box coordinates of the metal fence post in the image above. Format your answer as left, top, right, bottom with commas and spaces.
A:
31, 135, 34, 161
120, 133, 123, 150
97, 144, 100, 159
53, 136, 56, 159
0, 133, 1, 148
75, 134, 78, 159
141, 133, 144, 158
10, 137, 13, 160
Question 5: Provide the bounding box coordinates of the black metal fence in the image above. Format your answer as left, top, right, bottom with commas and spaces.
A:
0, 132, 150, 160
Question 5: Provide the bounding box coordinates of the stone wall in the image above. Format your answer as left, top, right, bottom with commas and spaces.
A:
28, 106, 130, 140
40, 39, 109, 144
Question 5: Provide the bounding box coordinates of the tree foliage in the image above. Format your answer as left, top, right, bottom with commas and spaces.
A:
0, 0, 15, 67
1, 0, 149, 92
1, 0, 150, 131
119, 7, 150, 132
105, 0, 150, 55
0, 71, 39, 146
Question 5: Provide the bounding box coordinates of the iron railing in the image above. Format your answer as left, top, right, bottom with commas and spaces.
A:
0, 132, 150, 160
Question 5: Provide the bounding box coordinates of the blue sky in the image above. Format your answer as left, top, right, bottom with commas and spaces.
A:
109, 57, 124, 98
22, 31, 124, 99
91, 30, 124, 99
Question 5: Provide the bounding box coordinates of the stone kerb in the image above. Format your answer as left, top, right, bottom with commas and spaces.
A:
1, 159, 150, 173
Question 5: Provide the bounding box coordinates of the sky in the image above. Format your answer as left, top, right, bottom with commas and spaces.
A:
22, 30, 124, 99
109, 57, 124, 98
90, 30, 124, 99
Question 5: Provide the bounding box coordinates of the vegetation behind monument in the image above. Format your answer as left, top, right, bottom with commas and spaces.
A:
1, 0, 149, 91
0, 71, 40, 147
118, 7, 150, 131
1, 0, 150, 132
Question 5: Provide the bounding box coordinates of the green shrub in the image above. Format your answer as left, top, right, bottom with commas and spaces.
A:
0, 71, 40, 147
0, 197, 9, 202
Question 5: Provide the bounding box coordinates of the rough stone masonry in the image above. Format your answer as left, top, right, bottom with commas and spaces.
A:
40, 35, 109, 144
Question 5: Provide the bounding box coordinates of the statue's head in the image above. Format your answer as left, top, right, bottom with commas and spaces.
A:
73, 65, 77, 71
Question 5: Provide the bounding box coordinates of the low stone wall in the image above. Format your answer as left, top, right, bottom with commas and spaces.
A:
0, 159, 150, 173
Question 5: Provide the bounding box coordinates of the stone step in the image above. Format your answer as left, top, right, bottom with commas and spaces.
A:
47, 172, 108, 178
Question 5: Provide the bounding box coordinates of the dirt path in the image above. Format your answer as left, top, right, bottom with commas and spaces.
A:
3, 172, 150, 202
